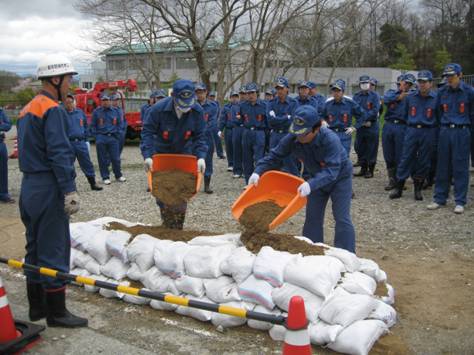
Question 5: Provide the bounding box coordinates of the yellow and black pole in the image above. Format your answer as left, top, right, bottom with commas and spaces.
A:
0, 257, 286, 326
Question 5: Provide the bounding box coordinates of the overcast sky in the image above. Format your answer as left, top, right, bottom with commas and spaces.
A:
0, 0, 98, 75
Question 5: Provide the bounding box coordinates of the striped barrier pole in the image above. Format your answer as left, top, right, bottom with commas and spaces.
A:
0, 257, 286, 326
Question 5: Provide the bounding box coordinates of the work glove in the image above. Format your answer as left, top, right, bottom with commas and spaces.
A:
363, 121, 372, 128
197, 158, 206, 173
297, 182, 311, 197
86, 141, 90, 152
321, 120, 329, 128
269, 110, 276, 118
144, 158, 153, 172
248, 173, 260, 186
345, 127, 356, 135
64, 192, 80, 216
218, 131, 222, 138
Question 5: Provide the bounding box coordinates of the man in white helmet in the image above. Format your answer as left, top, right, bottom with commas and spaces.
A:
17, 54, 87, 328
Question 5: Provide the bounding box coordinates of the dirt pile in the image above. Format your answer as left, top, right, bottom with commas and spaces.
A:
151, 170, 196, 205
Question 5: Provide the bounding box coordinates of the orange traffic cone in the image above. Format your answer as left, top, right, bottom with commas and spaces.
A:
8, 136, 18, 159
282, 296, 312, 355
0, 276, 45, 354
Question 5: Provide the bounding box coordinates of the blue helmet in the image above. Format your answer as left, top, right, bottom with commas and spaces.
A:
265, 88, 274, 96
239, 86, 246, 94
155, 89, 167, 98
330, 79, 346, 92
275, 76, 289, 88
172, 79, 196, 110
245, 82, 259, 93
369, 77, 378, 86
100, 93, 110, 101
402, 73, 416, 85
195, 82, 207, 91
230, 91, 239, 97
307, 81, 317, 89
297, 80, 310, 89
396, 75, 403, 83
110, 93, 121, 100
442, 63, 462, 76
417, 70, 433, 82
209, 91, 217, 97
289, 105, 321, 136
359, 75, 370, 83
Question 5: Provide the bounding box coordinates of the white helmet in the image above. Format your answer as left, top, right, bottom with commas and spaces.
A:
36, 54, 78, 79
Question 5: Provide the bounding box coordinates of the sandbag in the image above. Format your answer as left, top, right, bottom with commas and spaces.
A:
247, 305, 281, 331
293, 236, 314, 245
268, 323, 286, 341
238, 275, 275, 310
271, 283, 324, 322
86, 230, 111, 265
327, 320, 388, 355
253, 246, 295, 287
210, 301, 249, 328
127, 262, 146, 281
175, 276, 205, 298
105, 230, 132, 263
142, 267, 179, 294
340, 272, 377, 295
154, 241, 191, 278
150, 296, 179, 311
368, 299, 397, 328
203, 276, 240, 303
220, 246, 255, 284
70, 222, 100, 251
319, 293, 377, 327
309, 319, 344, 345
100, 256, 129, 280
325, 246, 360, 272
127, 234, 158, 272
73, 250, 94, 269
378, 283, 395, 305
175, 295, 214, 322
188, 233, 240, 247
84, 258, 101, 275
184, 245, 235, 278
284, 255, 345, 298
98, 276, 122, 299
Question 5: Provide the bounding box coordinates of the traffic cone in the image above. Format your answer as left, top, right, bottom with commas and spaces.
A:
282, 296, 312, 355
0, 276, 45, 354
8, 136, 18, 159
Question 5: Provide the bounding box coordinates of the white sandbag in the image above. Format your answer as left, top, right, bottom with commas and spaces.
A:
203, 276, 241, 303
284, 255, 345, 298
376, 270, 387, 283
84, 258, 101, 275
327, 320, 388, 355
293, 235, 315, 244
127, 262, 146, 281
253, 246, 295, 287
184, 244, 235, 278
238, 275, 274, 310
100, 257, 129, 280
127, 234, 158, 272
324, 247, 360, 272
378, 283, 395, 305
271, 283, 324, 322
86, 230, 111, 265
175, 295, 214, 322
73, 250, 94, 269
175, 276, 205, 298
269, 324, 286, 341
211, 301, 249, 328
309, 319, 344, 345
70, 222, 101, 251
84, 274, 100, 293
92, 216, 137, 227
150, 295, 179, 311
70, 267, 89, 287
123, 289, 150, 305
359, 258, 379, 278
319, 293, 377, 327
154, 241, 191, 278
105, 230, 132, 263
247, 305, 281, 331
97, 276, 122, 299
340, 272, 377, 295
142, 267, 179, 294
220, 247, 255, 284
368, 299, 397, 328
188, 233, 241, 247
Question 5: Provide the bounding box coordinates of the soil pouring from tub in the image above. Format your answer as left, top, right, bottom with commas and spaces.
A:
152, 170, 196, 205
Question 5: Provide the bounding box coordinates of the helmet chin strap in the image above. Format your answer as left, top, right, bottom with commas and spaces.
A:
48, 76, 65, 101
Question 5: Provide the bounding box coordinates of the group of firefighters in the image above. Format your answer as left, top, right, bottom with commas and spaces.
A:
0, 53, 473, 329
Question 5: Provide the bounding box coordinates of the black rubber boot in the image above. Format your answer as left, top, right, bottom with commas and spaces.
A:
27, 282, 47, 321
365, 163, 375, 178
204, 176, 213, 194
422, 172, 435, 190
384, 168, 397, 191
353, 163, 367, 177
414, 179, 423, 201
86, 176, 103, 191
46, 288, 88, 328
389, 180, 405, 199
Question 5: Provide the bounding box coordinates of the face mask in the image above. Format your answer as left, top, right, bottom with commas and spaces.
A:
360, 83, 370, 91
175, 105, 191, 119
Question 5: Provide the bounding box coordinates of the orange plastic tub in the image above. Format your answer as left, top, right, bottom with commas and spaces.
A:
147, 154, 202, 198
231, 170, 307, 230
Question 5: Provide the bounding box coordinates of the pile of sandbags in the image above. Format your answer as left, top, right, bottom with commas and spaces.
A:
70, 217, 396, 355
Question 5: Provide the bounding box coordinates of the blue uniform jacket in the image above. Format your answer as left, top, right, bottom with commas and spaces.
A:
114, 106, 127, 133
0, 109, 12, 141
140, 97, 208, 160
323, 96, 367, 129
66, 108, 90, 140
405, 90, 438, 126
296, 96, 318, 110
383, 89, 408, 122
140, 103, 152, 121
353, 91, 381, 122
239, 99, 268, 129
199, 100, 219, 132
435, 81, 474, 125
90, 106, 122, 136
312, 93, 326, 113
255, 127, 349, 191
219, 102, 240, 130
267, 96, 298, 131
17, 91, 76, 194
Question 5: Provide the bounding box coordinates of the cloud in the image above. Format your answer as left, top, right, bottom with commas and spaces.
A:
0, 0, 83, 20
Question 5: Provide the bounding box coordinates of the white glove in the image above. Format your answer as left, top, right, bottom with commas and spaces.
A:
269, 110, 276, 118
297, 182, 311, 197
363, 121, 372, 128
287, 114, 291, 120
64, 192, 80, 216
218, 131, 222, 138
197, 158, 206, 173
345, 127, 356, 135
321, 120, 329, 128
86, 142, 90, 152
144, 158, 153, 172
248, 173, 260, 186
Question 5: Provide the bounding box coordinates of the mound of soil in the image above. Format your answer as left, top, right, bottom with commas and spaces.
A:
152, 170, 196, 205
374, 281, 389, 297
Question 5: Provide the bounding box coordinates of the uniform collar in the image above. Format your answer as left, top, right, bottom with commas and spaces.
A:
39, 90, 57, 102
275, 95, 291, 104
416, 89, 436, 98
